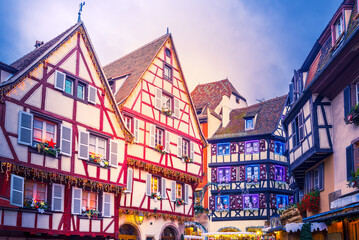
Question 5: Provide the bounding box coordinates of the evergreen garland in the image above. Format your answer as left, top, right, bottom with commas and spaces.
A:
300, 223, 313, 240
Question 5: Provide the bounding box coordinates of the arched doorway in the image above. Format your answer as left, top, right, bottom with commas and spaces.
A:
119, 224, 139, 240
161, 226, 177, 240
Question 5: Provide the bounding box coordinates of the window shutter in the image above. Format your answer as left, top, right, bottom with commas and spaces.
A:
211, 168, 218, 182
230, 167, 237, 181
88, 85, 97, 104
103, 193, 111, 217
149, 124, 156, 148
177, 136, 182, 157
10, 174, 24, 207
171, 181, 176, 202
174, 98, 180, 118
54, 70, 66, 91
109, 140, 118, 167
52, 184, 64, 211
291, 121, 297, 148
78, 131, 89, 160
18, 111, 33, 146
60, 125, 72, 156
155, 88, 162, 109
347, 145, 354, 180
190, 141, 195, 161
209, 196, 215, 210
184, 184, 189, 204
126, 168, 133, 193
344, 86, 351, 116
298, 112, 304, 141
72, 187, 82, 215
165, 131, 170, 153
161, 178, 167, 199
319, 163, 324, 191
289, 83, 294, 104
146, 174, 152, 196
134, 118, 139, 143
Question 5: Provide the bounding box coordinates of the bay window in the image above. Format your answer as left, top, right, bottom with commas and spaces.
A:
274, 141, 285, 155
276, 195, 289, 209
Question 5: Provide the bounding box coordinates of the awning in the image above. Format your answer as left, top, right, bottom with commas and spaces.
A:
303, 202, 359, 222
184, 236, 203, 240
285, 222, 327, 233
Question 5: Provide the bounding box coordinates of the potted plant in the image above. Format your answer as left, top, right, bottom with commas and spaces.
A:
161, 107, 173, 117
298, 189, 320, 213
82, 207, 100, 219
155, 144, 166, 155
150, 192, 162, 201
24, 198, 49, 213
176, 198, 185, 206
181, 155, 193, 163
35, 139, 60, 158
89, 152, 109, 168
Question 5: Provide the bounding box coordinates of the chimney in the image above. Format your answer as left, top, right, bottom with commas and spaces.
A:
222, 106, 231, 128
34, 40, 44, 49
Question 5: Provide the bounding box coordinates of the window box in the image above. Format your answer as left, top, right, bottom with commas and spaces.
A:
161, 107, 173, 117
175, 198, 185, 206
89, 152, 109, 168
81, 208, 101, 219
345, 105, 359, 125
34, 140, 60, 158
155, 144, 166, 155
150, 192, 162, 201
23, 199, 49, 214
181, 155, 193, 163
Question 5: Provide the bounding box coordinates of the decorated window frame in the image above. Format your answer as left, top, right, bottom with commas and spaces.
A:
161, 93, 173, 115
33, 117, 58, 148
217, 143, 230, 156
276, 195, 289, 210
82, 190, 98, 211
89, 134, 108, 161
245, 165, 260, 183
24, 180, 47, 203
215, 195, 229, 211
274, 165, 285, 182
245, 117, 254, 130
176, 182, 183, 199
243, 194, 259, 210
217, 167, 231, 184
274, 141, 285, 155
245, 140, 259, 154
151, 175, 161, 194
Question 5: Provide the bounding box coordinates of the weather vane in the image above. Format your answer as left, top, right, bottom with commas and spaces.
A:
78, 2, 85, 22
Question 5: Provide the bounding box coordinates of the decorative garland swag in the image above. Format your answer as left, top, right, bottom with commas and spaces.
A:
118, 208, 194, 223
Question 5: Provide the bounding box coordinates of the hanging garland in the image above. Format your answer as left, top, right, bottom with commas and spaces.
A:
1, 161, 123, 195
127, 158, 201, 184
118, 208, 194, 223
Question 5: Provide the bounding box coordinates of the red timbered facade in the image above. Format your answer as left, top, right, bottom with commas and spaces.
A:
104, 34, 207, 239
0, 22, 133, 239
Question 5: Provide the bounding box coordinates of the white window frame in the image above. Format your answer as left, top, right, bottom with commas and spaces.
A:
24, 181, 47, 202
182, 139, 189, 157
164, 64, 172, 81
82, 190, 98, 210
155, 127, 164, 147
33, 118, 57, 145
89, 135, 107, 160
176, 182, 183, 199
334, 15, 344, 41
245, 118, 254, 131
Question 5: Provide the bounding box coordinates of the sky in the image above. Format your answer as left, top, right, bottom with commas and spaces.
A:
0, 0, 343, 105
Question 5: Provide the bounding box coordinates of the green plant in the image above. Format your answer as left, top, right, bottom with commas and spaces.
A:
181, 155, 193, 163
300, 223, 313, 240
155, 144, 166, 155
176, 198, 185, 206
194, 205, 209, 215
89, 152, 109, 167
297, 189, 320, 213
82, 207, 100, 219
24, 199, 49, 213
35, 139, 60, 157
345, 103, 359, 125
151, 192, 161, 200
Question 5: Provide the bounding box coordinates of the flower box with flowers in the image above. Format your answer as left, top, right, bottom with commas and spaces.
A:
181, 155, 193, 163
150, 192, 162, 201
175, 198, 185, 206
34, 139, 60, 158
24, 199, 49, 214
81, 207, 101, 219
155, 144, 166, 155
89, 152, 110, 168
296, 189, 320, 214
161, 107, 173, 117
345, 104, 359, 125
347, 168, 359, 188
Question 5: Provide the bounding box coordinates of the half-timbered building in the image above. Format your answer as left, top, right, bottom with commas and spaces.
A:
0, 21, 133, 239
104, 34, 207, 240
206, 95, 291, 232
283, 0, 359, 238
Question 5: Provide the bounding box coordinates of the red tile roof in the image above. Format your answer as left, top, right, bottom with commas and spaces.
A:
210, 95, 287, 140
103, 34, 170, 103
190, 79, 246, 111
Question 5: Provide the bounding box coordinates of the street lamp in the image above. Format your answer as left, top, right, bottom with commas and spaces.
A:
134, 212, 144, 225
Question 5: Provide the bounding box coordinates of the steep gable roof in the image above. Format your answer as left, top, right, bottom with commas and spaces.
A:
103, 34, 169, 103
191, 79, 246, 111
210, 95, 287, 140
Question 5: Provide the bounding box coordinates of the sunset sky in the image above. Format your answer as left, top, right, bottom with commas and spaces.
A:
0, 0, 342, 104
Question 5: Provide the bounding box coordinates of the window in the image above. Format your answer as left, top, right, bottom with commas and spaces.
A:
215, 195, 229, 211
305, 163, 324, 193
151, 176, 160, 194
217, 143, 230, 156
33, 118, 57, 147
243, 194, 259, 210
347, 144, 354, 180
236, 97, 240, 104
89, 135, 107, 159
274, 141, 285, 155
275, 165, 285, 182
276, 195, 289, 209
82, 190, 97, 210
65, 78, 73, 95
155, 128, 164, 146
245, 118, 254, 130
24, 181, 47, 202
77, 83, 85, 100
162, 94, 172, 111
124, 116, 132, 132
164, 64, 172, 81
291, 111, 303, 148
356, 83, 359, 105
344, 85, 352, 116
217, 167, 231, 183
334, 16, 344, 41
182, 139, 189, 157
165, 48, 171, 58
246, 165, 259, 182
245, 140, 259, 154
176, 183, 183, 199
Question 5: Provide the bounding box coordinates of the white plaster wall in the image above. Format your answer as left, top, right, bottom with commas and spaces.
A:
25, 86, 42, 109
0, 128, 13, 159
47, 34, 77, 66
5, 101, 22, 134
8, 78, 37, 101
45, 88, 73, 119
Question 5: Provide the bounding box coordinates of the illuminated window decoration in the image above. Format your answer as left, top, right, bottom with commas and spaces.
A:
82, 191, 97, 210
245, 140, 259, 154
245, 118, 254, 130
176, 183, 183, 199
217, 143, 230, 156
217, 167, 231, 184
276, 195, 289, 210
243, 194, 259, 210
274, 141, 285, 155
215, 195, 229, 211
33, 119, 56, 146
245, 165, 259, 183
274, 165, 285, 182
151, 176, 159, 194
23, 181, 49, 213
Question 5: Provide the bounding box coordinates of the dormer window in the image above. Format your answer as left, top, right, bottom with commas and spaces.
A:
334, 16, 344, 41
245, 118, 254, 130
165, 48, 171, 58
